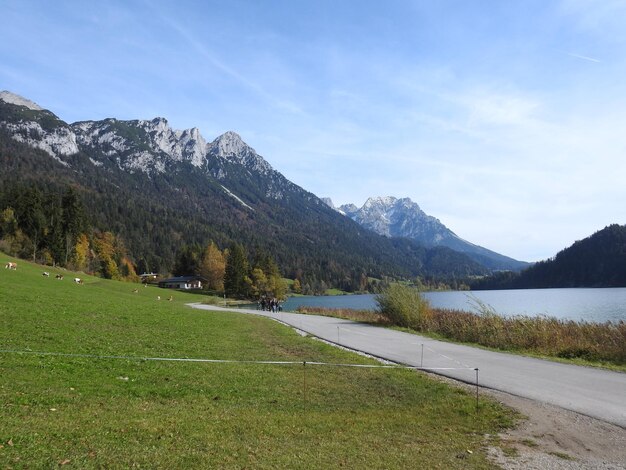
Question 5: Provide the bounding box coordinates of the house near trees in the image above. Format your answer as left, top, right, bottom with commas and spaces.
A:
158, 275, 206, 290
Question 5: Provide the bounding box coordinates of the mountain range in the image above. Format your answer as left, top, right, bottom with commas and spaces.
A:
324, 196, 528, 271
0, 90, 524, 286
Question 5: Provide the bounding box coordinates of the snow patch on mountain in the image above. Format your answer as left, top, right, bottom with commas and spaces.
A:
221, 185, 254, 211
88, 157, 103, 167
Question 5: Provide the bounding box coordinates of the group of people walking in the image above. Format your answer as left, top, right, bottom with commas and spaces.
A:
258, 297, 283, 312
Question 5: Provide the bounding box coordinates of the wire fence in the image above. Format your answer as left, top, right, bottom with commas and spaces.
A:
0, 348, 482, 410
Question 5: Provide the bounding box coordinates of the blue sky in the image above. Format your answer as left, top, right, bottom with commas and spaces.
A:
2, 0, 625, 261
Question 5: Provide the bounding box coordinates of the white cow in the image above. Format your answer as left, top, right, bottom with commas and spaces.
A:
74, 278, 83, 284
5, 262, 17, 270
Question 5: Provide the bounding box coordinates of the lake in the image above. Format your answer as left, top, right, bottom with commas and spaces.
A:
281, 288, 626, 323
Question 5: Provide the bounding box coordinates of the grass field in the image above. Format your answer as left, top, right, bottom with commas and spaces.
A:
0, 255, 517, 468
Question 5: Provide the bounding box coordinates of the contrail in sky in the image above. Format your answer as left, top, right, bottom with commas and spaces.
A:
566, 52, 601, 63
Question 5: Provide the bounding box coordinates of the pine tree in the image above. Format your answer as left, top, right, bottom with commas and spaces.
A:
224, 242, 249, 298
61, 187, 85, 266
18, 187, 46, 262
173, 244, 202, 277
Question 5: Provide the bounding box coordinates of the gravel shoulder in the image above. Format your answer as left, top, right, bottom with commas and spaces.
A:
484, 388, 626, 469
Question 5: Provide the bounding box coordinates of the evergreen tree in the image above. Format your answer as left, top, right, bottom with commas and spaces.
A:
224, 242, 249, 298
45, 197, 64, 265
61, 187, 85, 265
17, 187, 46, 262
173, 244, 202, 276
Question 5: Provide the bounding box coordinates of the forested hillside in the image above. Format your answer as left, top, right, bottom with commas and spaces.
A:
472, 224, 626, 289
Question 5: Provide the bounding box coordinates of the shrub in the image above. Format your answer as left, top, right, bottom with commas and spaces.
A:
375, 284, 431, 330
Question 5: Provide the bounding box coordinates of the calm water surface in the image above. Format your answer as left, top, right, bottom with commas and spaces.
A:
281, 288, 626, 323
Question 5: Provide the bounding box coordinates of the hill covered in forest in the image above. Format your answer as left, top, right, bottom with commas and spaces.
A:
472, 224, 626, 289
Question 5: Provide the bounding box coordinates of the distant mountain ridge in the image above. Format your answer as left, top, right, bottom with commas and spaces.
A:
0, 90, 490, 286
325, 196, 528, 271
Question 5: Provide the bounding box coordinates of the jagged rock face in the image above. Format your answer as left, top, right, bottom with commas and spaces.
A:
72, 117, 209, 174
338, 196, 529, 271
0, 91, 303, 202
0, 90, 43, 111
341, 196, 457, 241
321, 197, 335, 209
5, 120, 79, 163
208, 131, 273, 176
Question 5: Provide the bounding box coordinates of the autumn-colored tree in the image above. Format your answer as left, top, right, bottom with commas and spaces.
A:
268, 275, 288, 300
92, 231, 120, 279
292, 278, 302, 294
199, 242, 226, 292
249, 252, 287, 300
73, 233, 90, 272
249, 267, 269, 298
119, 256, 140, 282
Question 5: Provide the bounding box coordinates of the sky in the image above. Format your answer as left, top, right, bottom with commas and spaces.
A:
1, 0, 625, 262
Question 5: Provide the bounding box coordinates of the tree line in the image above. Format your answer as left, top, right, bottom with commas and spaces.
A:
471, 224, 626, 289
171, 241, 288, 300
0, 183, 291, 299
0, 184, 139, 281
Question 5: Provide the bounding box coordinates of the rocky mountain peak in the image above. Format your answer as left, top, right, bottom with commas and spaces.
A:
0, 90, 44, 111
321, 197, 335, 209
339, 195, 528, 271
211, 131, 254, 158
363, 196, 397, 208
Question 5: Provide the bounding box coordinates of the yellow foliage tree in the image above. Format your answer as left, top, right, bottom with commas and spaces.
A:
73, 233, 90, 272
199, 241, 225, 292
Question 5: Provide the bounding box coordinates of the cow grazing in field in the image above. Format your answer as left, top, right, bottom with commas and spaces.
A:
42, 272, 50, 277
132, 288, 139, 293
5, 262, 17, 270
74, 278, 83, 284
55, 274, 64, 280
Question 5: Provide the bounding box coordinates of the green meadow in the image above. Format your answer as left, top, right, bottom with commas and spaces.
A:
0, 256, 516, 469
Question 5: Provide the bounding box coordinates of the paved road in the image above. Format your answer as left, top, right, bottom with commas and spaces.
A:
189, 303, 626, 428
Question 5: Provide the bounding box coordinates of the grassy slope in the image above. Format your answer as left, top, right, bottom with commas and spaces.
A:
0, 255, 516, 469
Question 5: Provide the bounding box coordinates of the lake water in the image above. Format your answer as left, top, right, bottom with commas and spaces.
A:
281, 288, 626, 323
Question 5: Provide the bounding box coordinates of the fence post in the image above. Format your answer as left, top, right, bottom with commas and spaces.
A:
303, 361, 307, 409
420, 344, 424, 367
475, 368, 479, 411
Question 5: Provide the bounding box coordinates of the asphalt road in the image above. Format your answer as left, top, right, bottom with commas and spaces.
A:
189, 303, 626, 428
